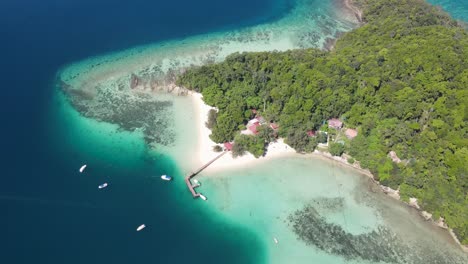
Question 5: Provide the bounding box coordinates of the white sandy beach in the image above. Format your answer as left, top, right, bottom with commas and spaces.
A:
188, 91, 468, 253
189, 90, 380, 177
189, 91, 296, 174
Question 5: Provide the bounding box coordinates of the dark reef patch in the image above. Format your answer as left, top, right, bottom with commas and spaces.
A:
288, 200, 468, 264
60, 83, 175, 147
288, 203, 404, 263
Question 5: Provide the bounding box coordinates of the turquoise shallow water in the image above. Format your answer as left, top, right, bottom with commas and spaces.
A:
50, 0, 468, 262
58, 0, 357, 90
427, 0, 468, 22
2, 0, 291, 261
44, 91, 266, 263
26, 87, 468, 264
4, 0, 467, 263
198, 156, 468, 264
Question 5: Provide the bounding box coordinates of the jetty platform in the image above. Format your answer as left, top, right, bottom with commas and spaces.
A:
185, 151, 228, 198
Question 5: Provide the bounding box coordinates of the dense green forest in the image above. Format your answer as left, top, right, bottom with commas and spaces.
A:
177, 0, 468, 244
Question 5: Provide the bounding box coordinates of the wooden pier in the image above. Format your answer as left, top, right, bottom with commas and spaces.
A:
185, 151, 228, 198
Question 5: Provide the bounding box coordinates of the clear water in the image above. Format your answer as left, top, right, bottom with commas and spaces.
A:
198, 156, 468, 263
1, 0, 467, 263
0, 0, 289, 263
427, 0, 468, 22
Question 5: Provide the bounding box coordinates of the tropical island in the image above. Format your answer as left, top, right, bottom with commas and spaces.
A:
56, 0, 468, 257
177, 0, 468, 246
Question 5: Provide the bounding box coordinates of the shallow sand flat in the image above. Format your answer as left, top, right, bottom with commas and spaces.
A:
56, 41, 468, 264
53, 0, 468, 261
57, 75, 467, 263
196, 156, 468, 264
58, 0, 358, 90
55, 0, 359, 177
53, 87, 468, 263
56, 1, 359, 164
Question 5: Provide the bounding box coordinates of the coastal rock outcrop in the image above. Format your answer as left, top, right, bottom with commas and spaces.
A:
58, 60, 194, 148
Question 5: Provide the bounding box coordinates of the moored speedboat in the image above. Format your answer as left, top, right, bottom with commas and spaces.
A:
98, 183, 108, 189
136, 224, 146, 231
79, 164, 87, 173
161, 175, 172, 181
199, 194, 207, 201
191, 178, 201, 188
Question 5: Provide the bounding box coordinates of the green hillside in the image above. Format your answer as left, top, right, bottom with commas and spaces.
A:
177, 0, 468, 243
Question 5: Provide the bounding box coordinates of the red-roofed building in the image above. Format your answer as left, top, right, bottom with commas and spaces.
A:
345, 128, 358, 139
307, 130, 316, 137
328, 118, 343, 129
224, 142, 233, 151
248, 122, 261, 134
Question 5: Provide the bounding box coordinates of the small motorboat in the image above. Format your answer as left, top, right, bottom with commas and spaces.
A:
199, 194, 207, 201
136, 224, 146, 231
273, 237, 279, 244
98, 183, 108, 189
161, 175, 172, 181
191, 178, 201, 188
79, 164, 87, 173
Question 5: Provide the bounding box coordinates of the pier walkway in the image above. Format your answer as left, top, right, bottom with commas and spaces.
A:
185, 151, 228, 198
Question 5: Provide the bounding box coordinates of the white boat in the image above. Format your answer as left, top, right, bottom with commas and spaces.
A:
161, 175, 172, 181
191, 179, 201, 188
199, 194, 207, 201
79, 164, 87, 173
98, 183, 108, 189
136, 224, 146, 231
273, 237, 279, 244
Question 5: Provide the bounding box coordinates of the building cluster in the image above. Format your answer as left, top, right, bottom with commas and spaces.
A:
223, 115, 359, 151
328, 118, 358, 139
245, 113, 279, 135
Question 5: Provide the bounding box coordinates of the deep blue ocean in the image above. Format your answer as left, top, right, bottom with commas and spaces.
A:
1, 0, 467, 263
0, 0, 291, 263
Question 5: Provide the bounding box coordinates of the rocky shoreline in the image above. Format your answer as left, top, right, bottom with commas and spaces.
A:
312, 149, 468, 252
